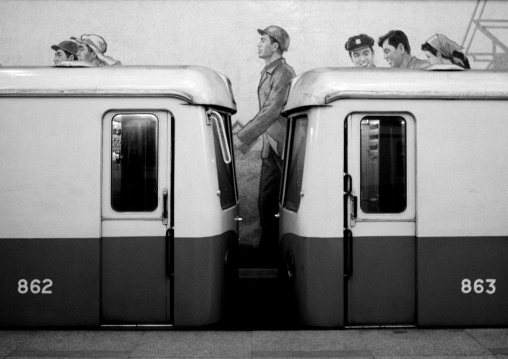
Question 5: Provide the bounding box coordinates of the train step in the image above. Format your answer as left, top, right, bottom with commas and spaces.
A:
233, 245, 278, 267
239, 268, 278, 279
224, 246, 295, 329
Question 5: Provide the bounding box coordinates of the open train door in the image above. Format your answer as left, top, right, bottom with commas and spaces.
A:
101, 110, 172, 325
344, 113, 416, 326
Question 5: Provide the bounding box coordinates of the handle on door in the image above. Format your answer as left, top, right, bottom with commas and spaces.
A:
344, 229, 353, 277
162, 188, 168, 225
344, 173, 352, 195
345, 173, 357, 226
352, 195, 358, 220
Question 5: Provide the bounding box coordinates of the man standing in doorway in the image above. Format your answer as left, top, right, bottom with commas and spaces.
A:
378, 30, 427, 69
234, 25, 296, 263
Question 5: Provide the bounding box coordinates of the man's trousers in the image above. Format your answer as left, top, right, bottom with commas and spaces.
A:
258, 146, 283, 257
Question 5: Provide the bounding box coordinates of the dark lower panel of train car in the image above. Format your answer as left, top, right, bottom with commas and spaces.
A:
280, 233, 343, 327
347, 236, 415, 326
174, 231, 238, 327
102, 236, 168, 324
418, 236, 508, 327
0, 238, 100, 327
102, 231, 237, 327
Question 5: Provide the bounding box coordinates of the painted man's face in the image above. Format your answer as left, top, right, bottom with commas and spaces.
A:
351, 46, 374, 68
382, 40, 404, 68
258, 34, 276, 59
54, 49, 71, 65
77, 44, 95, 63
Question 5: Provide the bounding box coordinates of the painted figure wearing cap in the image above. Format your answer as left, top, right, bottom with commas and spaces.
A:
421, 34, 470, 69
345, 34, 376, 68
73, 34, 121, 67
378, 30, 426, 69
234, 25, 296, 261
51, 40, 78, 65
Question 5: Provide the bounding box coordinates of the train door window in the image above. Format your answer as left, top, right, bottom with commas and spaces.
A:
283, 115, 309, 212
111, 114, 158, 212
212, 111, 237, 209
360, 116, 406, 213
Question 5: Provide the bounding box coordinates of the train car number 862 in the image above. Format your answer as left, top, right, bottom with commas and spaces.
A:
18, 279, 53, 294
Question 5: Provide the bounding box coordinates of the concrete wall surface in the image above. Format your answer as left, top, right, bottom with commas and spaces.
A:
1, 0, 507, 246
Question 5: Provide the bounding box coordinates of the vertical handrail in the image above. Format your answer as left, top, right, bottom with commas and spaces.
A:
344, 229, 353, 277
207, 110, 232, 164
162, 188, 168, 225
344, 173, 354, 277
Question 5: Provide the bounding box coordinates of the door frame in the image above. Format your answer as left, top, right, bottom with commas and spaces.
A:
344, 112, 416, 326
101, 109, 173, 324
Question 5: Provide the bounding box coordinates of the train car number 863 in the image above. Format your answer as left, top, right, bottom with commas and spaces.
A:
461, 279, 496, 294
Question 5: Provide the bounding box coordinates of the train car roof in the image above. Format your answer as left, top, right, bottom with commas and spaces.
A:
283, 67, 508, 113
0, 65, 236, 113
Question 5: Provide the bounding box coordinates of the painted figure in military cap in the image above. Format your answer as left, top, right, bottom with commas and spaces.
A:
51, 40, 78, 65
234, 25, 296, 263
345, 34, 376, 68
378, 30, 427, 69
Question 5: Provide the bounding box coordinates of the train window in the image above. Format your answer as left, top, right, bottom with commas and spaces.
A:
283, 115, 308, 212
360, 116, 406, 213
212, 112, 237, 209
111, 114, 158, 212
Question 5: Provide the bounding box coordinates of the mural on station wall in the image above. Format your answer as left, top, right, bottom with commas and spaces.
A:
233, 0, 508, 251
462, 0, 508, 69
19, 0, 508, 253
51, 34, 121, 67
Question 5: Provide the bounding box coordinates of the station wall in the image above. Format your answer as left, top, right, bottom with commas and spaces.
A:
1, 0, 506, 246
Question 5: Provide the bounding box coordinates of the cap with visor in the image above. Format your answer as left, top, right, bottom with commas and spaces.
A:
345, 34, 375, 52
51, 40, 78, 56
258, 25, 290, 52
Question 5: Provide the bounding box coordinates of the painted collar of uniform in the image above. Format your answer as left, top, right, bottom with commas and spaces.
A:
408, 56, 427, 67
407, 56, 418, 67
262, 58, 286, 74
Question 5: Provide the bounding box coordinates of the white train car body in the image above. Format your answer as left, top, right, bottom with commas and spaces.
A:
280, 67, 508, 327
0, 66, 238, 327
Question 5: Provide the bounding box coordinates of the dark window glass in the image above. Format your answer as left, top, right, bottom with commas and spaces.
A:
283, 116, 308, 212
212, 112, 236, 209
111, 114, 158, 212
360, 116, 406, 213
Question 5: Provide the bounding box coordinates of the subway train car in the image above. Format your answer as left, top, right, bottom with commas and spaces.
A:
279, 67, 508, 328
0, 66, 239, 327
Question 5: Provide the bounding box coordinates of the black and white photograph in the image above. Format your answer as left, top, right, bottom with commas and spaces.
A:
1, 0, 508, 357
